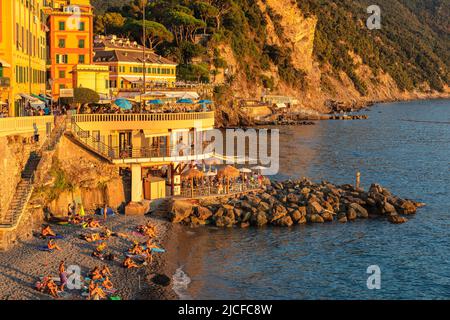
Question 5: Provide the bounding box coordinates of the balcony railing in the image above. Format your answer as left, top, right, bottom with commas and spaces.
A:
69, 119, 214, 162
72, 112, 215, 123
0, 115, 54, 137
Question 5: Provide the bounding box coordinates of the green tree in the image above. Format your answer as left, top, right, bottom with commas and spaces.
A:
166, 10, 206, 45
191, 1, 219, 34
94, 12, 126, 35
125, 19, 174, 50
73, 88, 100, 113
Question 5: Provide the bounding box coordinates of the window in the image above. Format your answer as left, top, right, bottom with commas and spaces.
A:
56, 54, 68, 64
59, 84, 65, 89
105, 80, 109, 89
78, 39, 85, 48
78, 55, 85, 64
59, 70, 66, 79
58, 39, 65, 48
0, 66, 3, 78
59, 21, 65, 31
79, 22, 85, 31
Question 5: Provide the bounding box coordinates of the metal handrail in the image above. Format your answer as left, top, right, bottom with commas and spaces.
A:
72, 111, 215, 123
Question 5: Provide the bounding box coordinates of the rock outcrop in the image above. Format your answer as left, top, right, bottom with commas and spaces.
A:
167, 179, 423, 228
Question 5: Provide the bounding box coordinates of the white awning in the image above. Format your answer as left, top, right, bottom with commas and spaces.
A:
275, 103, 287, 109
0, 59, 11, 68
143, 130, 170, 138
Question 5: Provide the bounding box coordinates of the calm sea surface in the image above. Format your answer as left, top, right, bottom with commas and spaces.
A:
165, 99, 450, 300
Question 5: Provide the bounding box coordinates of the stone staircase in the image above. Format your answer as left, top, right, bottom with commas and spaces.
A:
0, 116, 66, 228
0, 151, 41, 226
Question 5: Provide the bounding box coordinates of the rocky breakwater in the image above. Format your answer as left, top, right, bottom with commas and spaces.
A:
167, 179, 424, 228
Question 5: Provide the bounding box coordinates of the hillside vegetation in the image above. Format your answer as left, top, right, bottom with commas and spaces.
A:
92, 0, 449, 109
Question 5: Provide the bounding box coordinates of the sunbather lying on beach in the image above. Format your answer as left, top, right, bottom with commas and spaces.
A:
90, 267, 103, 281
89, 283, 107, 300
101, 227, 113, 239
102, 277, 113, 290
41, 225, 56, 238
123, 257, 140, 269
128, 242, 144, 255
86, 219, 102, 229
81, 233, 102, 242
47, 239, 61, 251
137, 222, 157, 238
47, 279, 59, 298
101, 265, 112, 278
70, 214, 83, 225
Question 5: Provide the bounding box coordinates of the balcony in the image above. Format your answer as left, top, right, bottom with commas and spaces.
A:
72, 112, 215, 132
69, 112, 216, 164
0, 77, 10, 88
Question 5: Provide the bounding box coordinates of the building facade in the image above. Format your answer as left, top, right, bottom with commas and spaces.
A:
71, 64, 109, 97
46, 0, 94, 98
0, 0, 47, 117
93, 36, 177, 95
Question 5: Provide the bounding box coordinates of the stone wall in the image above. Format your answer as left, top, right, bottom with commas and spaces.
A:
45, 135, 129, 217
0, 135, 37, 220
0, 207, 45, 251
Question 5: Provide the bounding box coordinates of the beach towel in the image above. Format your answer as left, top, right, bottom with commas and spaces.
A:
38, 246, 53, 252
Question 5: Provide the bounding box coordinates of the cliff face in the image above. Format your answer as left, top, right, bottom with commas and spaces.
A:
214, 0, 449, 117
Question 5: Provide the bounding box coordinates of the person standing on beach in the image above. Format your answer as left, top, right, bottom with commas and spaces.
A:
59, 261, 68, 292
103, 204, 108, 221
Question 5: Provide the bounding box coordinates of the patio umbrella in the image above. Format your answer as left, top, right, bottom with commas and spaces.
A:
218, 165, 240, 193
113, 98, 133, 110
198, 99, 213, 104
239, 168, 252, 173
182, 168, 205, 197
252, 165, 269, 175
177, 98, 194, 104
148, 99, 164, 105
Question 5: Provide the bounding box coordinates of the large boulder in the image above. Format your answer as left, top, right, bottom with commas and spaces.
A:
269, 204, 288, 222
397, 200, 417, 215
388, 215, 408, 224
349, 203, 369, 219
337, 212, 348, 223
251, 212, 268, 227
196, 206, 213, 221
346, 207, 357, 221
275, 216, 294, 227
287, 193, 299, 204
307, 214, 324, 223
168, 200, 194, 223
215, 216, 235, 228
307, 201, 323, 215
320, 211, 334, 222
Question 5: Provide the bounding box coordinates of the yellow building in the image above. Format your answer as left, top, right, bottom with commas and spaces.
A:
93, 36, 177, 94
46, 0, 94, 98
71, 64, 109, 97
0, 0, 48, 117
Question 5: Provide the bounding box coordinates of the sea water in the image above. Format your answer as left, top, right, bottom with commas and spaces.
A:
169, 99, 450, 300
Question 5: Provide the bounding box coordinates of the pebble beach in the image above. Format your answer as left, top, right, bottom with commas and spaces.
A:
0, 214, 177, 300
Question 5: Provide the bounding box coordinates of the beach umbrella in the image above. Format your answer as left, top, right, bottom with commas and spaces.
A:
177, 98, 194, 104
182, 168, 205, 198
113, 98, 133, 110
148, 99, 164, 105
198, 99, 213, 104
239, 168, 252, 173
218, 165, 240, 193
